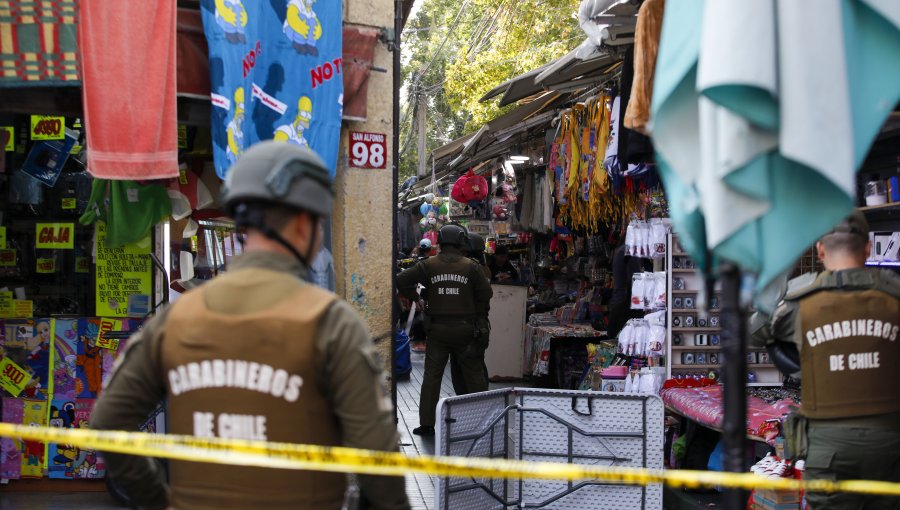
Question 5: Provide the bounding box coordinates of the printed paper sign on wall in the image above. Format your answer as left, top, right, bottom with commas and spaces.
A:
0, 127, 13, 151
201, 0, 344, 179
95, 222, 151, 317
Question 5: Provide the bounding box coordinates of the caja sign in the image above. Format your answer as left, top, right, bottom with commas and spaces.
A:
35, 223, 74, 249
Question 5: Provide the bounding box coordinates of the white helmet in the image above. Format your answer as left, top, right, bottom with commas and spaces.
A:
419, 238, 433, 251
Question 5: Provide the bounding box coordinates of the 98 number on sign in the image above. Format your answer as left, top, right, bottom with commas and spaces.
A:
349, 131, 387, 169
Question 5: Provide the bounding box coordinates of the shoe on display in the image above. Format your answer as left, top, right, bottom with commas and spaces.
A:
413, 426, 435, 436
765, 460, 791, 479
750, 454, 777, 474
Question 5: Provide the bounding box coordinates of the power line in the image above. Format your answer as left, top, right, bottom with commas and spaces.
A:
414, 0, 471, 82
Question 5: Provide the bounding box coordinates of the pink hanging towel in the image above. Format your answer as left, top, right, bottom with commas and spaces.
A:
78, 0, 179, 179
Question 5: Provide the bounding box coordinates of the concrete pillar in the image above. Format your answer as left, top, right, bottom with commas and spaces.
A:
335, 1, 396, 370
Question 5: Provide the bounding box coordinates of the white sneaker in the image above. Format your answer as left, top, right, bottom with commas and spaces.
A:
750, 454, 777, 474
765, 460, 791, 479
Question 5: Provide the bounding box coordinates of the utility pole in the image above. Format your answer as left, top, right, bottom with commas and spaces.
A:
416, 91, 427, 178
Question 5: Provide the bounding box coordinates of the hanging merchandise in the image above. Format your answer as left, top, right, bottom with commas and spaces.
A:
649, 218, 669, 259
553, 95, 660, 232
630, 272, 646, 310
650, 271, 667, 310
79, 180, 172, 248
201, 0, 344, 179
625, 220, 650, 257
79, 1, 179, 179
623, 0, 666, 134
629, 271, 667, 312
450, 169, 489, 206
625, 219, 670, 259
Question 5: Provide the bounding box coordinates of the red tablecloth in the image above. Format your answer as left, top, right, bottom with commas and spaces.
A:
661, 384, 799, 444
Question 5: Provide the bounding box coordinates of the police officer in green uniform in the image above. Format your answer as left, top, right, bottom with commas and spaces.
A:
397, 224, 492, 436
448, 232, 492, 394
467, 233, 490, 277
91, 142, 410, 510
752, 210, 900, 509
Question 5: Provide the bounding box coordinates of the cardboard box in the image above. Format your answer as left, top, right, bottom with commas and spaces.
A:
600, 378, 625, 392
755, 489, 801, 504
753, 490, 801, 510
753, 498, 799, 510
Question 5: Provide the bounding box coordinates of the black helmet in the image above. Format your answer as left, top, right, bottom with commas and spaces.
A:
468, 233, 486, 254
438, 224, 468, 247
222, 141, 334, 218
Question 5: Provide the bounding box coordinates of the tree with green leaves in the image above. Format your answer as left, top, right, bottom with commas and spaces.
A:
400, 0, 582, 180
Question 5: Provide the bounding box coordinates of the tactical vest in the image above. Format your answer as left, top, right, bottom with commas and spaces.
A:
160, 270, 345, 510
420, 254, 479, 318
797, 287, 900, 419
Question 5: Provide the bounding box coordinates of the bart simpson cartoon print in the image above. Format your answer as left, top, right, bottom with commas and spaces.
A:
226, 87, 246, 165
284, 0, 322, 55
274, 96, 312, 147
215, 0, 248, 44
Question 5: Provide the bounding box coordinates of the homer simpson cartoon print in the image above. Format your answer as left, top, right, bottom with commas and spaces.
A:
274, 96, 312, 147
284, 0, 322, 55
215, 0, 248, 44
226, 87, 246, 165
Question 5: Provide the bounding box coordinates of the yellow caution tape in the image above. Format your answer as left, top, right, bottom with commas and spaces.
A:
1, 423, 899, 497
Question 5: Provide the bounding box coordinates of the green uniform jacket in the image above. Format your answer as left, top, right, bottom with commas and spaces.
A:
764, 267, 900, 426
396, 246, 492, 322
91, 251, 410, 510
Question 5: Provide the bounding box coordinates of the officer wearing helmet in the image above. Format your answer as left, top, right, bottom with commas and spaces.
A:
466, 233, 491, 279
397, 224, 492, 436
447, 232, 492, 394
750, 210, 900, 509
92, 142, 410, 510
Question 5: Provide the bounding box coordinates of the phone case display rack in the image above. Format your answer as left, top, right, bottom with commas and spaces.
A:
665, 234, 783, 386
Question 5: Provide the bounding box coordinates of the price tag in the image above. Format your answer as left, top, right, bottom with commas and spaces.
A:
75, 256, 90, 273
0, 249, 16, 267
30, 115, 65, 140
178, 125, 188, 149
0, 291, 12, 317
35, 222, 74, 249
96, 318, 123, 350
13, 300, 33, 318
0, 126, 13, 151
0, 357, 32, 397
36, 258, 56, 274
96, 336, 119, 350
0, 226, 5, 248
349, 131, 387, 169
61, 198, 77, 210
